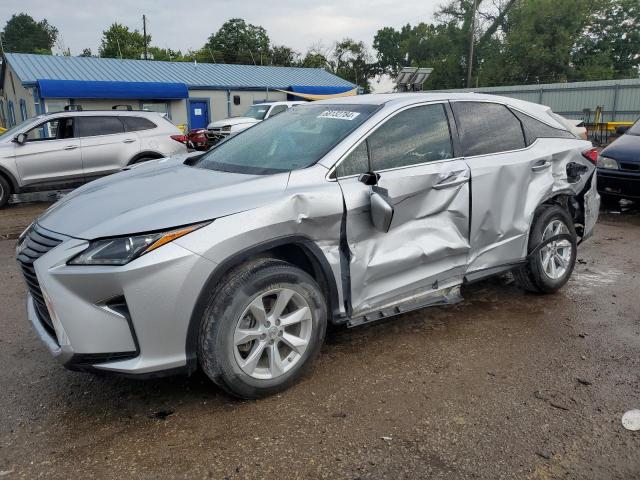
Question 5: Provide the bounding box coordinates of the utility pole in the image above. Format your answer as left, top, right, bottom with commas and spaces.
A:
466, 0, 477, 88
143, 14, 148, 60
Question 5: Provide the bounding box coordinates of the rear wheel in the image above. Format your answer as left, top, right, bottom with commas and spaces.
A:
198, 258, 327, 399
0, 176, 11, 208
513, 205, 577, 293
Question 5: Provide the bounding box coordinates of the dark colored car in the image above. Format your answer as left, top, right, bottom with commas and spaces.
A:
597, 120, 640, 206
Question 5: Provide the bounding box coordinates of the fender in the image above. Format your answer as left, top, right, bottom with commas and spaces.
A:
184, 235, 342, 371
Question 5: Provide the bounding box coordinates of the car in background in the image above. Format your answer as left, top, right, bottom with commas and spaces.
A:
206, 101, 305, 146
596, 119, 640, 207
18, 93, 598, 399
0, 110, 187, 207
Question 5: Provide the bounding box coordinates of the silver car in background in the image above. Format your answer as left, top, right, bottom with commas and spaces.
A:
17, 93, 599, 398
0, 110, 187, 207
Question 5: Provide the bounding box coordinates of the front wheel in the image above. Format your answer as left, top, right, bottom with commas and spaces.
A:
198, 258, 327, 399
0, 176, 10, 208
513, 205, 577, 294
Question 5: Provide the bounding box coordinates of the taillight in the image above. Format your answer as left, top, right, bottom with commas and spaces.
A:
581, 147, 598, 164
170, 134, 187, 144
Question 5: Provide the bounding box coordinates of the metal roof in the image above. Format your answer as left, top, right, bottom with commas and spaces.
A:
4, 53, 355, 90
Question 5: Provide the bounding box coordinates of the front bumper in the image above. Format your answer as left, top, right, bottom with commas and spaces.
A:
597, 168, 640, 199
20, 224, 216, 375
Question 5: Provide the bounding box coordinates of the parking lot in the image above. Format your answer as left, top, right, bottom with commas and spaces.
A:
0, 202, 638, 479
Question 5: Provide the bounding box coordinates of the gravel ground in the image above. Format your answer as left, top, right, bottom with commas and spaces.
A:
0, 201, 638, 479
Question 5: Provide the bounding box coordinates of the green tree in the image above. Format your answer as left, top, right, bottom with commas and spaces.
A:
1, 13, 57, 54
331, 39, 376, 91
573, 0, 640, 79
148, 46, 184, 61
270, 45, 299, 66
204, 18, 270, 64
79, 48, 93, 57
99, 23, 149, 59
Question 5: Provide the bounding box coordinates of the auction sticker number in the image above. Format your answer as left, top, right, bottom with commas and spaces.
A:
318, 110, 361, 121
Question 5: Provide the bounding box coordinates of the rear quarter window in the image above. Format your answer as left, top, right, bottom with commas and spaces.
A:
451, 101, 526, 156
122, 116, 157, 132
512, 110, 575, 145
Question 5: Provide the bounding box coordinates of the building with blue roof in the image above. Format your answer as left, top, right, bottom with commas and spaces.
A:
0, 53, 356, 129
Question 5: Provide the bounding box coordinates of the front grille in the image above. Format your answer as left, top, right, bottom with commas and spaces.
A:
620, 162, 639, 172
16, 224, 64, 340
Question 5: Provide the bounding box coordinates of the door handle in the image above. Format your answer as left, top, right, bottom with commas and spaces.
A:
531, 160, 551, 172
64, 145, 78, 150
122, 138, 136, 144
433, 174, 469, 190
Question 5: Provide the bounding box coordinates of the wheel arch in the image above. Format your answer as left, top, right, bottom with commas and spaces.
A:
185, 235, 341, 371
128, 150, 165, 165
0, 165, 19, 193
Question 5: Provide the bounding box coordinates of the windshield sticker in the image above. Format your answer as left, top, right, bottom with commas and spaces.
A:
318, 110, 361, 121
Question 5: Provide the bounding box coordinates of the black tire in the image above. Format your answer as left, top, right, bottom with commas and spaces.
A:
198, 258, 327, 399
513, 205, 577, 294
0, 175, 11, 208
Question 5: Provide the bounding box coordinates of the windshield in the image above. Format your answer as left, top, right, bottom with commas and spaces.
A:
194, 103, 378, 174
628, 119, 640, 135
0, 116, 43, 141
243, 105, 270, 120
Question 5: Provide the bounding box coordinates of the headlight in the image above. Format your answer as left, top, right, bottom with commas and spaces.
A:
68, 222, 209, 266
222, 125, 231, 131
596, 155, 619, 170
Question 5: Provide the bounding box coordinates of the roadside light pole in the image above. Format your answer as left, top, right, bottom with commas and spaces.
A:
466, 0, 477, 88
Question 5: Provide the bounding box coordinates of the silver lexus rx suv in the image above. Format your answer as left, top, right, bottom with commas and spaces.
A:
17, 93, 600, 398
0, 110, 186, 207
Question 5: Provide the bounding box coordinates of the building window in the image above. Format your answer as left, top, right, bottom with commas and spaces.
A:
19, 99, 28, 121
7, 101, 16, 127
45, 100, 70, 113
0, 100, 6, 128
141, 101, 170, 119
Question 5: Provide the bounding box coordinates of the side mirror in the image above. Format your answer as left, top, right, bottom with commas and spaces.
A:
358, 172, 380, 186
370, 189, 394, 232
15, 133, 27, 145
616, 125, 629, 135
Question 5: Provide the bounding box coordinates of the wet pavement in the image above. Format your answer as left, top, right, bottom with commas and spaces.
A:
0, 202, 638, 479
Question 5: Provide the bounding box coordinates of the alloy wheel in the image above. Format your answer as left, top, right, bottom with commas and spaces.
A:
539, 219, 572, 280
233, 288, 313, 380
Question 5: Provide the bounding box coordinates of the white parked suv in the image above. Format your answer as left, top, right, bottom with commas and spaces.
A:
0, 110, 187, 207
206, 101, 305, 145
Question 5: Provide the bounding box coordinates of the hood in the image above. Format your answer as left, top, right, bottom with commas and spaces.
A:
601, 133, 640, 164
37, 156, 290, 239
208, 117, 260, 129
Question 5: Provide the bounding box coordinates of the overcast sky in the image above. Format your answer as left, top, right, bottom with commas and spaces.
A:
1, 0, 440, 56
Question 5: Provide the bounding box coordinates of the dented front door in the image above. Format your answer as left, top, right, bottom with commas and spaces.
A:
335, 103, 471, 317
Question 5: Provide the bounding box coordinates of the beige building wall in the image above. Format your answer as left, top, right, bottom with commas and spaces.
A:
187, 89, 288, 124
1, 62, 39, 126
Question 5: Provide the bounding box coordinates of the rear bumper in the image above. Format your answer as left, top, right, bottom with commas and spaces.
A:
597, 169, 640, 199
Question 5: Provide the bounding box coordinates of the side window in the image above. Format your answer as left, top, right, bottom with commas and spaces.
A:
25, 118, 74, 141
268, 105, 288, 117
78, 116, 124, 137
511, 109, 575, 145
336, 141, 369, 178
369, 104, 453, 171
122, 116, 157, 132
451, 102, 526, 156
